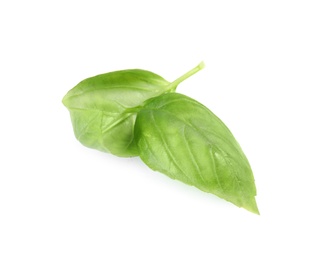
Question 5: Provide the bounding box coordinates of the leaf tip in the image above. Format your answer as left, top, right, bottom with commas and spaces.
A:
243, 196, 260, 215
62, 93, 69, 108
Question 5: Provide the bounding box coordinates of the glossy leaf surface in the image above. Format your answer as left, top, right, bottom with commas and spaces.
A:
135, 93, 258, 213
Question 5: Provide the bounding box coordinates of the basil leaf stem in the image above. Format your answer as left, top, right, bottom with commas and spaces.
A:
167, 61, 205, 91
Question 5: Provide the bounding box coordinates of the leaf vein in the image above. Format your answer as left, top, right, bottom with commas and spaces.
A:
182, 126, 207, 184
150, 111, 193, 185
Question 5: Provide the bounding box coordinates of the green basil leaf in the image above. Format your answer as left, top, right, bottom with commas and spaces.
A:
135, 93, 259, 213
62, 63, 204, 157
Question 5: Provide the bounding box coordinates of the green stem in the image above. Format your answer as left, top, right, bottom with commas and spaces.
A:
167, 61, 205, 91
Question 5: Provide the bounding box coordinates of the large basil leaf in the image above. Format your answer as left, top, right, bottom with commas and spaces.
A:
135, 93, 258, 213
62, 63, 204, 157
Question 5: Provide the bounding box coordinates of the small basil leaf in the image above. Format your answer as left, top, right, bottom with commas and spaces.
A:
63, 69, 167, 157
135, 93, 258, 214
63, 63, 204, 157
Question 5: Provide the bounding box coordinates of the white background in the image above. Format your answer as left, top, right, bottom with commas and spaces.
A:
1, 0, 308, 259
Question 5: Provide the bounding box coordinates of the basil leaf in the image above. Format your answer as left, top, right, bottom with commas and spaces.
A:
135, 93, 259, 213
62, 63, 204, 157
